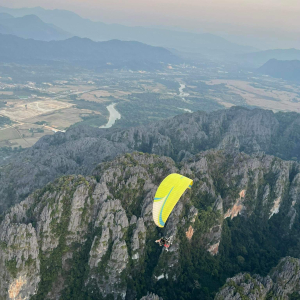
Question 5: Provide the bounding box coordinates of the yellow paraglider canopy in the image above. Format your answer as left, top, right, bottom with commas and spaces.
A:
153, 173, 193, 228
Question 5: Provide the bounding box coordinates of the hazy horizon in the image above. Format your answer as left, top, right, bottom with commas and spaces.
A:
0, 0, 300, 49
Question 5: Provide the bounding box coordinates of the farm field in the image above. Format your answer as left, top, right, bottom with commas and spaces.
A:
204, 79, 300, 112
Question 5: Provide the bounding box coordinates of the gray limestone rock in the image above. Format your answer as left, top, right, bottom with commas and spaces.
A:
89, 228, 110, 269
270, 257, 300, 298
1, 151, 300, 299
3, 106, 300, 214
215, 257, 300, 300
66, 183, 91, 245
140, 293, 163, 300
94, 199, 129, 241
131, 217, 146, 261
0, 221, 40, 300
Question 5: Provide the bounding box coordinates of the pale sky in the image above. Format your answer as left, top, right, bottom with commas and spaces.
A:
1, 0, 299, 48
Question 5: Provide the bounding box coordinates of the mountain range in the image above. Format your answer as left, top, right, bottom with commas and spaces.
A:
240, 48, 300, 68
1, 107, 300, 299
0, 12, 71, 41
1, 106, 300, 213
3, 6, 300, 67
1, 129, 300, 299
0, 6, 256, 57
0, 34, 180, 71
258, 59, 300, 81
1, 6, 300, 69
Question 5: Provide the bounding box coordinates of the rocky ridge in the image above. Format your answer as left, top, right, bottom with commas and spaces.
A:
1, 151, 300, 299
2, 107, 300, 213
215, 257, 300, 299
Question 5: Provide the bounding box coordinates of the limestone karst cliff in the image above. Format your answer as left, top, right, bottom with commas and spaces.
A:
215, 257, 300, 300
1, 151, 300, 299
2, 107, 300, 213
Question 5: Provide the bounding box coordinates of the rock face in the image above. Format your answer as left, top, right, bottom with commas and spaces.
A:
0, 218, 40, 300
0, 153, 177, 300
0, 151, 300, 300
131, 218, 147, 261
140, 293, 163, 300
215, 257, 300, 300
87, 199, 129, 298
2, 107, 300, 213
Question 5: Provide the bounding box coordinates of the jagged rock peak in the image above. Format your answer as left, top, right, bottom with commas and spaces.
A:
215, 257, 300, 300
140, 293, 163, 300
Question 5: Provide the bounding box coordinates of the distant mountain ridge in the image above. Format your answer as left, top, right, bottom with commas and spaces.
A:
0, 12, 13, 20
240, 48, 300, 67
258, 59, 300, 81
0, 12, 71, 41
0, 6, 256, 56
0, 34, 180, 70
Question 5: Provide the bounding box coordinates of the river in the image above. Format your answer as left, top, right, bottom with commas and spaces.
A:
178, 107, 192, 113
100, 103, 121, 128
179, 83, 190, 100
178, 83, 192, 112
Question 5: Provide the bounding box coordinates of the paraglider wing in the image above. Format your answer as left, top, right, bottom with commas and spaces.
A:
153, 173, 193, 228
